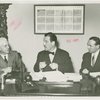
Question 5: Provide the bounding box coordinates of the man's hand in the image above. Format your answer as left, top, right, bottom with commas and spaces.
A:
50, 63, 58, 70
82, 68, 89, 74
39, 62, 47, 71
2, 67, 12, 76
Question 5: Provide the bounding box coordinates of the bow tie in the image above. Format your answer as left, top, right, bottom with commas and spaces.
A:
48, 51, 54, 55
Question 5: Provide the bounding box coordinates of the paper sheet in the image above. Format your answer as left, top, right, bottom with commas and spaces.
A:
30, 71, 82, 82
90, 72, 100, 77
30, 71, 66, 82
64, 73, 82, 82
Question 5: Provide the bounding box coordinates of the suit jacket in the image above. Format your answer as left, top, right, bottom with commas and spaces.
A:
0, 51, 27, 82
34, 48, 74, 73
80, 51, 100, 73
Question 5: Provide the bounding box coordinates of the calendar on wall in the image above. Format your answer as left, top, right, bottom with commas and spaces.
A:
34, 5, 85, 35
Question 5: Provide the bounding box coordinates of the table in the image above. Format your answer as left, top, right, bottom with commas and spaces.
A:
0, 80, 99, 96
38, 81, 80, 95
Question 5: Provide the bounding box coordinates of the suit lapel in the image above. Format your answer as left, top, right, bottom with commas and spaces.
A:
94, 51, 100, 67
0, 55, 8, 68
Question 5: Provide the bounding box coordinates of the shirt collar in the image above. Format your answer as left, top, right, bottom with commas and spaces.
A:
0, 54, 8, 59
50, 47, 57, 54
92, 49, 100, 57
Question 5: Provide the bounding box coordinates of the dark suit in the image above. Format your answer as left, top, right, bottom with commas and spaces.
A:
34, 48, 74, 73
0, 50, 27, 82
80, 51, 100, 73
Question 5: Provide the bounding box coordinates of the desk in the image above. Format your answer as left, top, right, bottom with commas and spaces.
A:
0, 81, 93, 96
0, 83, 16, 96
0, 80, 99, 96
38, 81, 80, 95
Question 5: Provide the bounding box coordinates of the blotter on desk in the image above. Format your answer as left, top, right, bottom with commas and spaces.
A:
30, 71, 66, 82
30, 71, 82, 82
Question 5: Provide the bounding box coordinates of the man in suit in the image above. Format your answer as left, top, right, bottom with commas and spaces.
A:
34, 32, 74, 73
0, 37, 27, 83
80, 37, 100, 74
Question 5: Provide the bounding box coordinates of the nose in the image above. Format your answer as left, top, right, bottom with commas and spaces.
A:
43, 42, 46, 46
87, 45, 90, 49
6, 45, 9, 50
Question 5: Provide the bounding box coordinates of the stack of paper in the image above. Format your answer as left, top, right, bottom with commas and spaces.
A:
42, 71, 66, 82
30, 71, 82, 82
30, 71, 44, 81
90, 72, 100, 77
30, 71, 66, 82
64, 73, 82, 82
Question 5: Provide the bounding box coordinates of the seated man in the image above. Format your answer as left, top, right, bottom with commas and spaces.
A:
0, 37, 27, 83
80, 36, 100, 74
34, 32, 74, 73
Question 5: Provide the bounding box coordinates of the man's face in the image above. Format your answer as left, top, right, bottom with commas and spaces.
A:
87, 39, 99, 53
43, 36, 55, 51
0, 39, 9, 54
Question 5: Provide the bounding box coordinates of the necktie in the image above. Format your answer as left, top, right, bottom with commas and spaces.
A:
4, 56, 8, 63
48, 51, 54, 55
91, 55, 95, 67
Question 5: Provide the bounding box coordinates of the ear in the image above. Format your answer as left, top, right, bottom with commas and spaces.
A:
52, 41, 55, 46
97, 45, 100, 49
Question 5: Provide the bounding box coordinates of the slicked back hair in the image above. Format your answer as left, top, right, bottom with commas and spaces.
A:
89, 37, 100, 46
44, 32, 59, 47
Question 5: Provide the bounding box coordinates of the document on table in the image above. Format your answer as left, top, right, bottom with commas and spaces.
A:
30, 71, 82, 82
90, 72, 100, 77
30, 71, 66, 82
64, 73, 82, 82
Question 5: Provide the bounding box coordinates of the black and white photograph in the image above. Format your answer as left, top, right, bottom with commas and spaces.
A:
0, 0, 100, 99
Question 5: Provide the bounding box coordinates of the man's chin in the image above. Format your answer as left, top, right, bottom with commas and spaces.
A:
44, 48, 48, 51
6, 51, 10, 54
45, 49, 48, 51
89, 50, 93, 53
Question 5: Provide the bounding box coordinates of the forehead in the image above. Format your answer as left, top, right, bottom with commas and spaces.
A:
44, 36, 50, 41
87, 39, 96, 45
0, 38, 8, 46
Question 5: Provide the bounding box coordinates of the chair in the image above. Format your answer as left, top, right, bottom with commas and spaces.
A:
80, 74, 96, 95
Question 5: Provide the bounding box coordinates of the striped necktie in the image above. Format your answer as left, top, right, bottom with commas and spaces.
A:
4, 56, 8, 63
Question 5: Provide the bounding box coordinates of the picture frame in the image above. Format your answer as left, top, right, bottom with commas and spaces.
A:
34, 4, 85, 35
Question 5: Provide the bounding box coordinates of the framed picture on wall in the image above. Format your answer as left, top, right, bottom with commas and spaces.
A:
34, 4, 85, 35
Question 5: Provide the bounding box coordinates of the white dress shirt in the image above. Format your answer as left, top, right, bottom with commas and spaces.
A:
0, 54, 8, 61
49, 48, 57, 62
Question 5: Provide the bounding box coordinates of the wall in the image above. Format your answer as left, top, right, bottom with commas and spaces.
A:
6, 3, 100, 73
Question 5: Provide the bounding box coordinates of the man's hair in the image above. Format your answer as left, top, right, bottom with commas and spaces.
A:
0, 37, 8, 46
89, 36, 100, 45
44, 32, 59, 47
